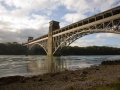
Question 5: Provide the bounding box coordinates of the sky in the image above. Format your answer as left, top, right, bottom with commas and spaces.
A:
0, 0, 120, 47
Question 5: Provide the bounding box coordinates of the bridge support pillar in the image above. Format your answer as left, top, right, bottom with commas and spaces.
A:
47, 20, 60, 56
47, 33, 53, 56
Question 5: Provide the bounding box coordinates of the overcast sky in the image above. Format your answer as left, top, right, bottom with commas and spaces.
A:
0, 0, 120, 47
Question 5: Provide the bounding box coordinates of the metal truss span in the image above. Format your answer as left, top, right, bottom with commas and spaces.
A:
24, 6, 120, 56
52, 20, 120, 55
53, 30, 120, 55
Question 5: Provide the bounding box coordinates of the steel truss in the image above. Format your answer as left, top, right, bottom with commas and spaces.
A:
52, 19, 120, 54
24, 6, 120, 55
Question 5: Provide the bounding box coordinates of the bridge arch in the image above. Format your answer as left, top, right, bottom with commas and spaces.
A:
24, 6, 120, 56
29, 43, 47, 54
53, 29, 120, 55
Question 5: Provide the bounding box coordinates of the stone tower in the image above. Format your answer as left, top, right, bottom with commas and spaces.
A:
28, 37, 33, 42
47, 20, 60, 56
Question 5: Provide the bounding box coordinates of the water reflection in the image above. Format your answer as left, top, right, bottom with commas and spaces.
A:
26, 56, 94, 75
27, 57, 65, 74
0, 55, 120, 77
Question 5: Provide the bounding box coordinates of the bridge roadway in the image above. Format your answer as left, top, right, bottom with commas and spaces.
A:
24, 6, 120, 56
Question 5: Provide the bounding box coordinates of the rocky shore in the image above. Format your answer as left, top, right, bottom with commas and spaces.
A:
0, 60, 120, 90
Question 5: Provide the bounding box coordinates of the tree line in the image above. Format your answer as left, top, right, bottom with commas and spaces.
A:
61, 46, 120, 55
0, 42, 27, 55
0, 42, 120, 55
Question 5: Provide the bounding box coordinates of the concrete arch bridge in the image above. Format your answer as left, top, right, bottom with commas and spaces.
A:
24, 6, 120, 56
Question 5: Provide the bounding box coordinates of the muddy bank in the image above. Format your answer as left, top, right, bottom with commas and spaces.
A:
101, 60, 120, 65
0, 60, 120, 90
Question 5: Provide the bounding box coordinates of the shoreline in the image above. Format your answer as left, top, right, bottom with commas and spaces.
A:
0, 60, 120, 90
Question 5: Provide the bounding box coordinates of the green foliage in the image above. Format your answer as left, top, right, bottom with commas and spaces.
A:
95, 82, 120, 90
0, 42, 46, 55
64, 85, 119, 90
61, 46, 120, 55
0, 42, 27, 55
30, 45, 46, 55
65, 86, 80, 90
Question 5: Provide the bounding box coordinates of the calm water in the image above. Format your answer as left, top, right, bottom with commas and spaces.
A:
0, 55, 120, 78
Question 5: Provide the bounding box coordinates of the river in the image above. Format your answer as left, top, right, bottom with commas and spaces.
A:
0, 55, 120, 78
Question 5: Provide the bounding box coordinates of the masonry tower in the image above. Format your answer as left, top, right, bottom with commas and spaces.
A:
47, 21, 60, 56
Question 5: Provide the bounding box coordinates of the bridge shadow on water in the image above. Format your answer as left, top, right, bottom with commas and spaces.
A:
0, 55, 74, 78
26, 56, 69, 75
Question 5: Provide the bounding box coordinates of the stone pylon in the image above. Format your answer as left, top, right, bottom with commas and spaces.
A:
47, 20, 60, 56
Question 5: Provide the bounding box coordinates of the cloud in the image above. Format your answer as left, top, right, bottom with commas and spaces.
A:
60, 0, 119, 13
0, 12, 50, 31
106, 44, 120, 48
0, 12, 50, 43
0, 27, 49, 43
0, 0, 120, 44
70, 38, 105, 47
114, 44, 120, 48
62, 13, 87, 23
96, 33, 120, 39
61, 0, 120, 23
3, 0, 61, 15
0, 0, 62, 43
70, 33, 120, 47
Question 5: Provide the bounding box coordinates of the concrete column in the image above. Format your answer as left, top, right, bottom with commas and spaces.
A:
47, 20, 60, 56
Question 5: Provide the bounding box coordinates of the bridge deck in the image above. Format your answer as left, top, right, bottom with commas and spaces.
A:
53, 6, 120, 35
25, 5, 120, 45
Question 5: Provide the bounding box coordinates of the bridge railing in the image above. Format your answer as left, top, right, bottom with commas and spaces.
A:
24, 34, 48, 45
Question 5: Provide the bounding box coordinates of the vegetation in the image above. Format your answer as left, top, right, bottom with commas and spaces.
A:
0, 42, 120, 55
64, 81, 120, 90
0, 42, 27, 55
95, 81, 120, 90
31, 44, 46, 55
61, 46, 120, 55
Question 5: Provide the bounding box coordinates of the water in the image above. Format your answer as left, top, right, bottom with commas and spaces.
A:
0, 55, 120, 78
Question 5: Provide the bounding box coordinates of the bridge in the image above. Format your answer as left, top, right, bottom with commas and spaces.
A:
24, 6, 120, 56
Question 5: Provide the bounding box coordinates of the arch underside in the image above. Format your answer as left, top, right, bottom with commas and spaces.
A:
28, 29, 120, 55
28, 43, 48, 54
53, 29, 120, 55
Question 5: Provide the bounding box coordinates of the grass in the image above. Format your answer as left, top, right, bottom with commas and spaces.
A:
65, 86, 81, 90
95, 81, 120, 90
65, 81, 120, 90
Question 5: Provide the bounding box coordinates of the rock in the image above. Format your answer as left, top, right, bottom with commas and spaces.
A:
96, 68, 99, 70
50, 72, 60, 77
38, 78, 43, 82
0, 76, 25, 85
20, 78, 26, 83
82, 71, 88, 75
63, 76, 69, 82
101, 60, 120, 65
